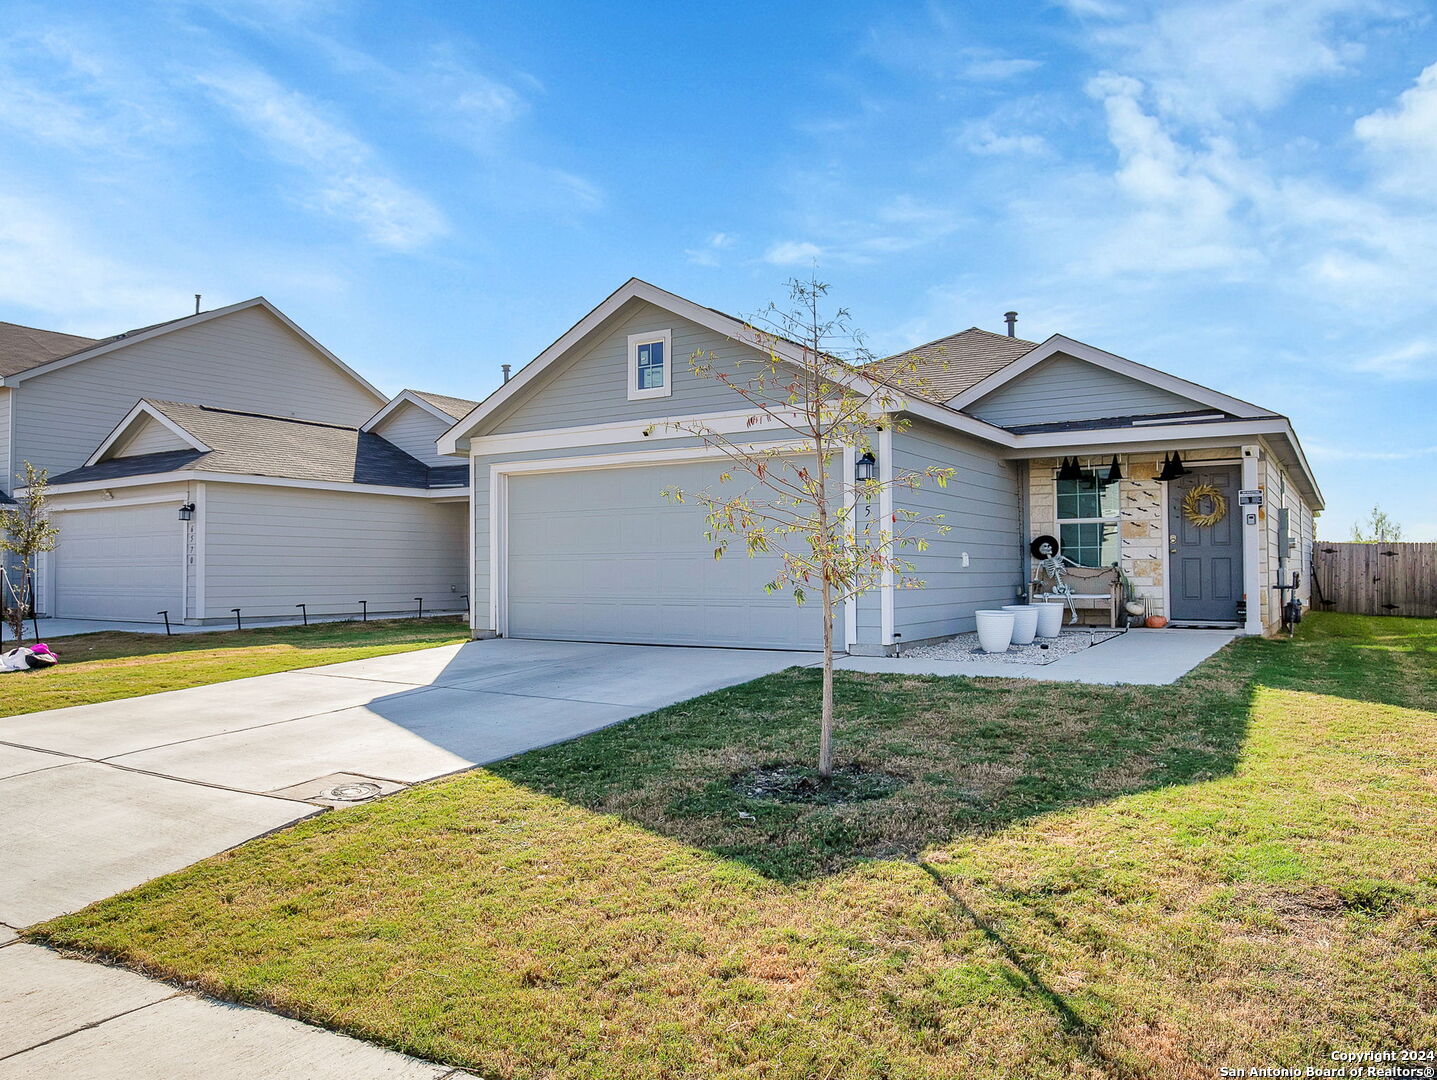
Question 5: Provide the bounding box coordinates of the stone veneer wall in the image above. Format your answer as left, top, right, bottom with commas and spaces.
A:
1025, 447, 1242, 622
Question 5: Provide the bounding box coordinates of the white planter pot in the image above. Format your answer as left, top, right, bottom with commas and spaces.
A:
974, 610, 1016, 653
1001, 605, 1040, 645
1034, 603, 1066, 638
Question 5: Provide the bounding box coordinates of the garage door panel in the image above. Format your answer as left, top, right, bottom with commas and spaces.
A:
506, 460, 823, 650
53, 505, 182, 622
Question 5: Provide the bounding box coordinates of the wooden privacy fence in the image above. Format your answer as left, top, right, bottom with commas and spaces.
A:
1311, 542, 1437, 618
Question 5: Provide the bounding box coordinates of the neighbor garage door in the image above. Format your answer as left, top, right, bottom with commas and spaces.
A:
52, 504, 183, 622
505, 459, 824, 649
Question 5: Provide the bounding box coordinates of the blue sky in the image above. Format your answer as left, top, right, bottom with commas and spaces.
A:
1, 0, 1434, 538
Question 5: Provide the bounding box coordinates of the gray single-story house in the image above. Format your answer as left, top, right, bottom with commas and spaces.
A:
438, 278, 1322, 650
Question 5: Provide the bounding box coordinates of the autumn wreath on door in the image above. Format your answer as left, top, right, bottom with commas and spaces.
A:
1181, 482, 1228, 528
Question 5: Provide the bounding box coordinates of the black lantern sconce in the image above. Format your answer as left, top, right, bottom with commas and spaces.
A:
177, 502, 196, 522
855, 451, 877, 483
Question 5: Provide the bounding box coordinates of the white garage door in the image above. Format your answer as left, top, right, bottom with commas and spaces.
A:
53, 504, 183, 622
505, 460, 825, 649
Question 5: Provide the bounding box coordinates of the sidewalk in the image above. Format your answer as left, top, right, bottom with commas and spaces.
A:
0, 941, 460, 1079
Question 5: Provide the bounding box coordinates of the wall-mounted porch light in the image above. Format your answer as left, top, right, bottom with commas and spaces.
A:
177, 502, 196, 521
855, 451, 877, 483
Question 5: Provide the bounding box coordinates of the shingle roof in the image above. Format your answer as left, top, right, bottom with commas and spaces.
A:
49, 400, 468, 490
408, 389, 480, 420
867, 327, 1037, 403
0, 321, 101, 378
1004, 409, 1269, 434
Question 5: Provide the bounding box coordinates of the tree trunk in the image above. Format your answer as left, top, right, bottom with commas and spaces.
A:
814, 437, 835, 780
819, 577, 834, 778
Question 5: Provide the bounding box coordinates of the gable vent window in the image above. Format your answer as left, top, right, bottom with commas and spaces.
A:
627, 330, 673, 401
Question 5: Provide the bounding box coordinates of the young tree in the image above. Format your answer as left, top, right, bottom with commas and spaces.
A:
1, 463, 60, 645
1351, 505, 1404, 543
654, 276, 952, 779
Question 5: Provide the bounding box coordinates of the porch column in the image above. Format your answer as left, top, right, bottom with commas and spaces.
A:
1240, 445, 1264, 636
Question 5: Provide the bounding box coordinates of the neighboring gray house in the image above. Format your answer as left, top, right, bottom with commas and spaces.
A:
439, 278, 1322, 647
1, 299, 475, 623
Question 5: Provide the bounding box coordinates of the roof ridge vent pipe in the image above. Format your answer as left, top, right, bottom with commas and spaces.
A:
501, 363, 512, 384
1004, 311, 1018, 337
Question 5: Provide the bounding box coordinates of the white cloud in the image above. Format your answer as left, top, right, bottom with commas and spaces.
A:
195, 66, 447, 250
1076, 0, 1371, 124
685, 232, 737, 267
764, 240, 825, 266
0, 27, 181, 153
0, 192, 187, 334
763, 196, 962, 269
1355, 61, 1437, 198
1349, 340, 1437, 380
1081, 73, 1256, 274
959, 119, 1049, 156
962, 57, 1043, 81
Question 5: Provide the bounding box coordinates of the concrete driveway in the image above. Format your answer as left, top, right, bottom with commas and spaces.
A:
0, 638, 808, 1076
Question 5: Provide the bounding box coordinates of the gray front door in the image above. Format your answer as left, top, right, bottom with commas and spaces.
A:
1168, 465, 1243, 622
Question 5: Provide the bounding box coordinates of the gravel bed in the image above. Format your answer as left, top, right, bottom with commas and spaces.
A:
900, 628, 1124, 665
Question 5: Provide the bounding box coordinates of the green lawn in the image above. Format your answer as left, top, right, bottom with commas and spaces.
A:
0, 617, 468, 716
32, 614, 1437, 1079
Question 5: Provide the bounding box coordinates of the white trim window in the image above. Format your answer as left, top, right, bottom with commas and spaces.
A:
627, 330, 673, 401
1055, 466, 1120, 567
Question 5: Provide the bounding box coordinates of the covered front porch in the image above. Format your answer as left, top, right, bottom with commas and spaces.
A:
1010, 440, 1314, 636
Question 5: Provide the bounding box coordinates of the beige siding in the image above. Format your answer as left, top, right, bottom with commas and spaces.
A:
486, 300, 760, 435
200, 484, 467, 621
111, 416, 194, 458
13, 307, 385, 474
372, 402, 451, 466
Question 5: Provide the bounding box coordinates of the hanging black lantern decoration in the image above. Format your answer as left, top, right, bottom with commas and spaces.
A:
1056, 456, 1084, 483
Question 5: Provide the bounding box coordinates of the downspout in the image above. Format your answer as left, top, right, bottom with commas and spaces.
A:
1017, 459, 1030, 601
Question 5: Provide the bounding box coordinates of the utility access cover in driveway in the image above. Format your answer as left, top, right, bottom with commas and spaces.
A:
0, 639, 807, 927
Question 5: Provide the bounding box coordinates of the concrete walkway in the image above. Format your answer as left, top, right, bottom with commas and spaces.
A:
835, 627, 1240, 684
0, 638, 809, 1076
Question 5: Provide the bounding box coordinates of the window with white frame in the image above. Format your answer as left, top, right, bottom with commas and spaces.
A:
1056, 467, 1120, 567
627, 329, 673, 400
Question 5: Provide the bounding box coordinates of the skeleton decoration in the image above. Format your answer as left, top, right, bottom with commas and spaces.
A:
1030, 534, 1080, 624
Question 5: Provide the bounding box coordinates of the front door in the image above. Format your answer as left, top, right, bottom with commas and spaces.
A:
1168, 465, 1243, 622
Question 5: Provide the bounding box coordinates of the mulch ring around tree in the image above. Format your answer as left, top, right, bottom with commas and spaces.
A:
733, 763, 906, 805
